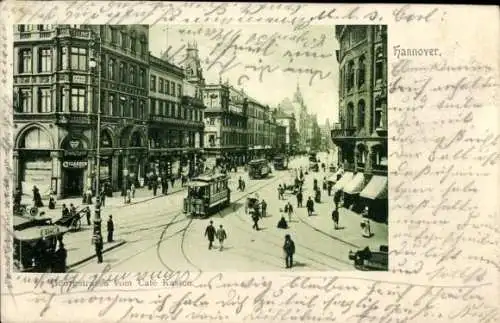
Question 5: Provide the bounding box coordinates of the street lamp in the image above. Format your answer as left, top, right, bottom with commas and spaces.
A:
89, 33, 102, 232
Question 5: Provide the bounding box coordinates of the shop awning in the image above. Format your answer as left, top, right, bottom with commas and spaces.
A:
343, 172, 366, 195
332, 172, 353, 192
360, 175, 388, 200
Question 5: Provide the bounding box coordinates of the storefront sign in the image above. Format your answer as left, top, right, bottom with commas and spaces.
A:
41, 226, 59, 238
62, 161, 88, 169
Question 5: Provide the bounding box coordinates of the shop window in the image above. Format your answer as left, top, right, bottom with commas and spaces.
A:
38, 48, 52, 73
18, 49, 32, 73
70, 88, 86, 112
70, 47, 87, 71
60, 47, 68, 70
38, 88, 51, 113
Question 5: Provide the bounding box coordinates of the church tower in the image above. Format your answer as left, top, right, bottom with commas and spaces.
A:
184, 41, 205, 87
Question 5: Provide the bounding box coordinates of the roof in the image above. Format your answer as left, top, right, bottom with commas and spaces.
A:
187, 181, 210, 187
14, 225, 69, 241
275, 109, 294, 119
193, 174, 228, 182
248, 159, 267, 164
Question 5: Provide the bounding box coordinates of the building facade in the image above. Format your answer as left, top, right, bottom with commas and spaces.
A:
13, 24, 149, 198
332, 25, 388, 221
202, 82, 247, 168
148, 53, 204, 181
275, 109, 298, 155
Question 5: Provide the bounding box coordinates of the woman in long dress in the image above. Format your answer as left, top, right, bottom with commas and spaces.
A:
33, 185, 43, 207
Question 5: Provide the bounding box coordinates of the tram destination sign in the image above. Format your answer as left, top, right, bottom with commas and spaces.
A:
62, 161, 88, 169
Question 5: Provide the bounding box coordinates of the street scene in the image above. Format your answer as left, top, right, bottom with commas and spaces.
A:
12, 24, 388, 272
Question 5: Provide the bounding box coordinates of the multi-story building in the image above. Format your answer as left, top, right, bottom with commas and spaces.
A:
275, 108, 298, 155
147, 52, 204, 180
246, 97, 268, 160
202, 81, 247, 167
332, 25, 388, 221
13, 24, 149, 198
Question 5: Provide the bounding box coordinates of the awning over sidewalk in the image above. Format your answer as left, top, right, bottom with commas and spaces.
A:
360, 175, 388, 200
343, 172, 366, 195
332, 172, 353, 192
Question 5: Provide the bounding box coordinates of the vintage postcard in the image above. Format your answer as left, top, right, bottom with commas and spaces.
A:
0, 2, 498, 323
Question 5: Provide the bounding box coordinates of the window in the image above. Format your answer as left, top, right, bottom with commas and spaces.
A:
139, 100, 145, 120
358, 100, 365, 129
38, 88, 51, 112
60, 47, 68, 70
209, 135, 215, 146
375, 61, 384, 80
150, 75, 156, 91
120, 62, 126, 82
131, 98, 136, 118
36, 48, 52, 73
171, 82, 176, 96
121, 32, 127, 49
129, 66, 136, 85
120, 96, 128, 117
139, 69, 145, 88
150, 98, 156, 114
347, 61, 355, 91
130, 36, 136, 53
108, 94, 115, 115
38, 25, 52, 31
209, 118, 215, 125
346, 103, 354, 128
18, 49, 32, 73
140, 40, 146, 57
70, 47, 87, 70
70, 88, 86, 112
18, 25, 33, 32
159, 78, 164, 93
108, 59, 115, 80
111, 28, 117, 44
177, 84, 182, 97
166, 80, 170, 95
358, 56, 365, 87
19, 89, 32, 113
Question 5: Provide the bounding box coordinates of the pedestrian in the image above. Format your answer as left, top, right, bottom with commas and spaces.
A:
32, 185, 43, 207
261, 199, 267, 217
125, 188, 131, 204
216, 225, 227, 251
332, 208, 340, 230
162, 179, 169, 195
93, 232, 104, 263
170, 175, 175, 189
252, 212, 260, 231
204, 220, 216, 250
107, 215, 114, 242
152, 180, 158, 196
322, 177, 327, 191
54, 241, 67, 273
85, 206, 91, 225
69, 203, 76, 216
284, 201, 294, 222
296, 190, 303, 208
277, 185, 282, 199
100, 186, 106, 207
306, 196, 314, 216
62, 204, 69, 218
334, 190, 341, 209
131, 183, 136, 199
277, 216, 288, 229
283, 234, 295, 269
327, 181, 333, 196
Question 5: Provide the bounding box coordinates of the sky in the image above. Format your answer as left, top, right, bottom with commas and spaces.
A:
149, 24, 339, 124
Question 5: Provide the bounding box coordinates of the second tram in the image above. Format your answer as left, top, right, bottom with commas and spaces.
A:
183, 174, 231, 217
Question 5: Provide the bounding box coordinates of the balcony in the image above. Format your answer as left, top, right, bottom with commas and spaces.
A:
375, 126, 387, 137
331, 128, 357, 138
55, 112, 92, 125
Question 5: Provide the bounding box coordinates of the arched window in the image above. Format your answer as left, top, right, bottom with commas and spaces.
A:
347, 61, 355, 91
375, 97, 383, 129
346, 102, 354, 128
358, 100, 365, 129
119, 62, 126, 82
129, 66, 136, 85
130, 132, 142, 147
358, 55, 366, 87
100, 131, 113, 148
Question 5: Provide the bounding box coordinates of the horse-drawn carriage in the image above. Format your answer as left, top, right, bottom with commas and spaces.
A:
348, 245, 388, 271
54, 207, 90, 232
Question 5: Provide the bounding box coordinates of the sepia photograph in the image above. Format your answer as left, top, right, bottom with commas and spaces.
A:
12, 23, 388, 273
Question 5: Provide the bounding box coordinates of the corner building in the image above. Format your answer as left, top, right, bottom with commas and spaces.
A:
13, 24, 149, 198
331, 25, 388, 222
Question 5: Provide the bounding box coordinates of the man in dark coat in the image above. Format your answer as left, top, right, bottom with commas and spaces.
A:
162, 178, 169, 195
296, 190, 303, 208
62, 204, 70, 218
107, 215, 114, 242
252, 212, 260, 231
306, 196, 314, 216
152, 179, 158, 196
334, 190, 342, 209
204, 220, 216, 250
283, 234, 295, 268
261, 199, 267, 217
54, 242, 67, 273
332, 208, 340, 230
92, 232, 104, 263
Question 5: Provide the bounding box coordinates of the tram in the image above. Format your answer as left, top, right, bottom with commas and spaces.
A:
183, 173, 230, 217
247, 159, 271, 179
308, 152, 319, 172
13, 214, 69, 272
273, 155, 288, 170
